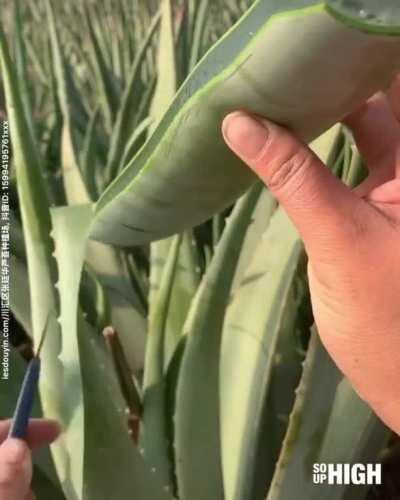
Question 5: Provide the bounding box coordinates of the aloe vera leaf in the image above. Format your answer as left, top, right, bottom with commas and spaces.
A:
188, 0, 210, 71
10, 210, 26, 263
149, 234, 200, 370
0, 349, 63, 498
149, 0, 177, 134
339, 131, 354, 183
267, 331, 389, 500
106, 13, 160, 181
13, 0, 36, 143
326, 0, 400, 33
25, 37, 49, 87
148, 0, 179, 309
61, 122, 91, 205
80, 107, 101, 201
141, 235, 183, 491
229, 187, 277, 293
45, 0, 88, 135
121, 116, 153, 168
82, 2, 119, 133
80, 265, 111, 332
91, 0, 400, 247
219, 125, 342, 500
164, 335, 187, 496
174, 184, 262, 500
90, 3, 113, 70
266, 332, 342, 500
32, 467, 67, 500
220, 208, 304, 500
50, 204, 93, 499
163, 232, 201, 372
51, 204, 172, 500
79, 315, 173, 500
45, 0, 147, 370
150, 232, 200, 373
124, 251, 149, 314
315, 378, 389, 500
10, 254, 32, 335
343, 146, 367, 189
45, 0, 90, 206
0, 23, 67, 483
88, 241, 148, 372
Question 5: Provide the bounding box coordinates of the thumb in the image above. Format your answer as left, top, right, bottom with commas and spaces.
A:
222, 112, 367, 257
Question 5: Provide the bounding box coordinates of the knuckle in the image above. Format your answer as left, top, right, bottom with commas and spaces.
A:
265, 150, 311, 194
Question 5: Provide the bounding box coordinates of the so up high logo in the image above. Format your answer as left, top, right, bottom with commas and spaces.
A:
313, 463, 382, 486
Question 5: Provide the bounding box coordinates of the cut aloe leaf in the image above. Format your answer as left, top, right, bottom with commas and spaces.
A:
90, 0, 400, 247
327, 0, 400, 34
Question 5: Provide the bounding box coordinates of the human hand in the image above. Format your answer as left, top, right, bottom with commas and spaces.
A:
0, 419, 60, 500
222, 76, 400, 434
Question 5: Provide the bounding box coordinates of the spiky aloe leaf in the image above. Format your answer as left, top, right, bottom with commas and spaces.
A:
50, 204, 173, 500
141, 235, 182, 492
188, 0, 210, 71
266, 332, 389, 500
220, 207, 304, 500
13, 0, 36, 143
10, 254, 32, 335
106, 13, 160, 181
90, 0, 400, 246
45, 0, 147, 372
162, 232, 201, 372
45, 0, 91, 206
0, 21, 66, 483
80, 107, 101, 200
82, 2, 119, 133
174, 184, 262, 500
149, 0, 177, 133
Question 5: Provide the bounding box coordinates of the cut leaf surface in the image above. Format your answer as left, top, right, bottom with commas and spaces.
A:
91, 1, 400, 246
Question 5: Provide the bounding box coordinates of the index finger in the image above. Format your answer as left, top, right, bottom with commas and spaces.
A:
344, 92, 400, 175
0, 419, 61, 449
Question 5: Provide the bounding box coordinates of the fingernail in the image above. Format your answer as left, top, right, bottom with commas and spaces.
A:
223, 113, 269, 160
1, 439, 28, 465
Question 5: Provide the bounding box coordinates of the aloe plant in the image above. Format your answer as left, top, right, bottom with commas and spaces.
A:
0, 0, 398, 499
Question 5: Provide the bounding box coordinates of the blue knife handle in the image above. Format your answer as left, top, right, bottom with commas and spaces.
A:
8, 358, 41, 439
